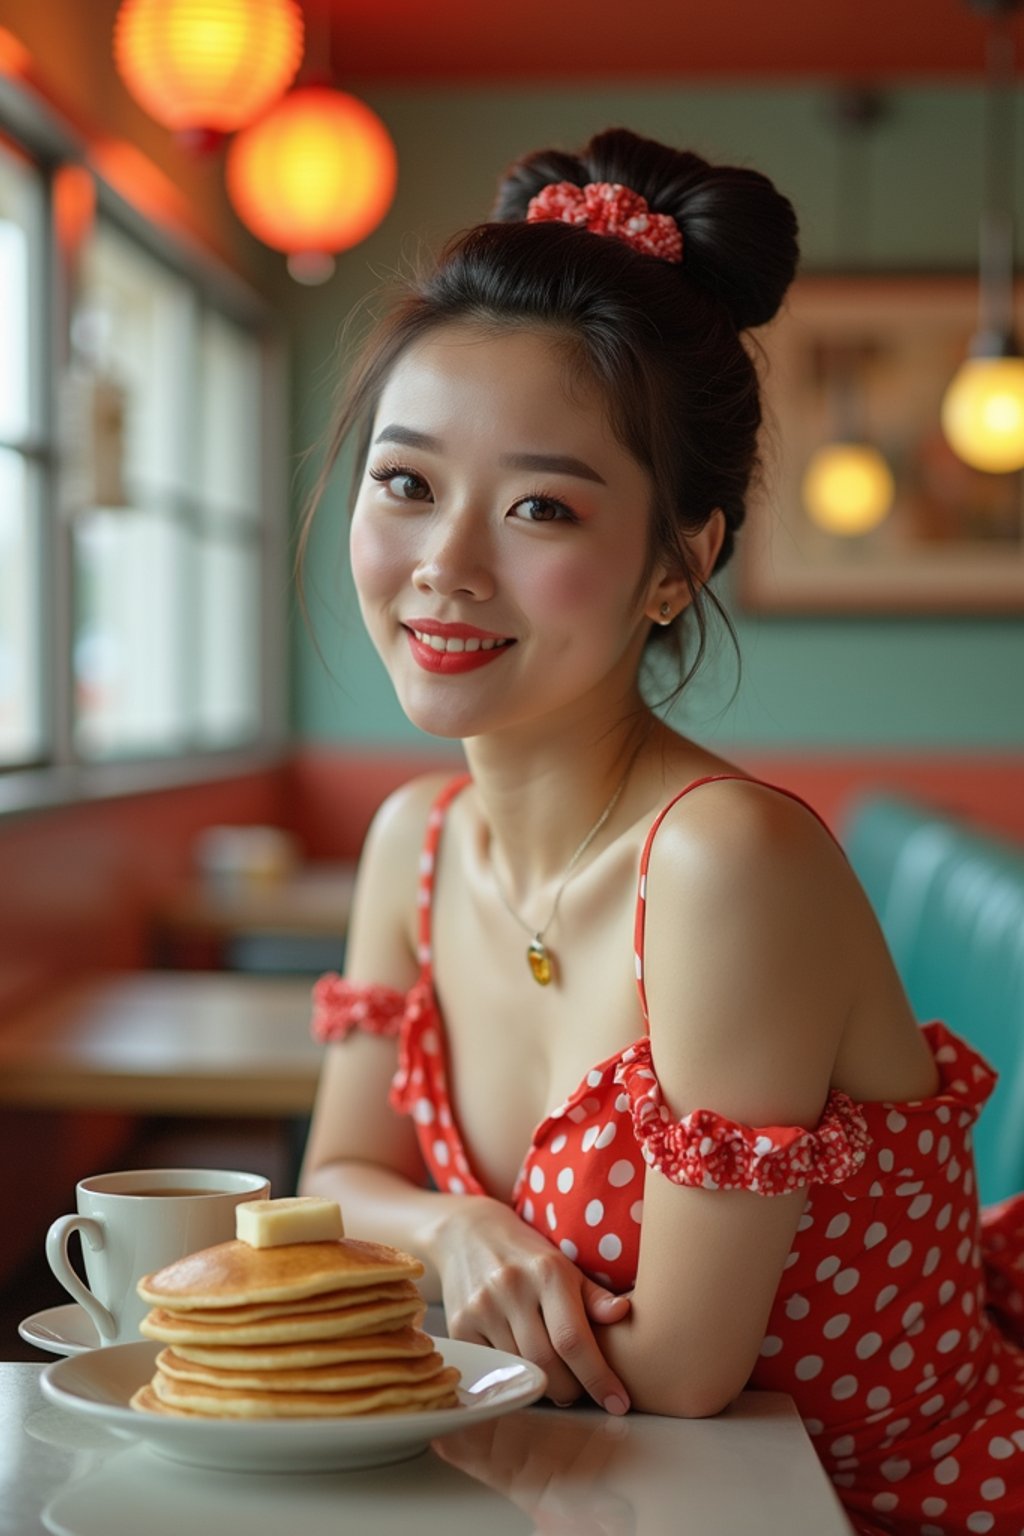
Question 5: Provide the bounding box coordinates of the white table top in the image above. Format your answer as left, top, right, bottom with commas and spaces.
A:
3, 1360, 852, 1535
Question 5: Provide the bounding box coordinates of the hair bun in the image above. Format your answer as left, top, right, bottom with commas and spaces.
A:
492, 127, 799, 332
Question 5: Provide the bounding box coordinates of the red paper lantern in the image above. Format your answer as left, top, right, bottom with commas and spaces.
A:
113, 0, 303, 139
225, 87, 398, 282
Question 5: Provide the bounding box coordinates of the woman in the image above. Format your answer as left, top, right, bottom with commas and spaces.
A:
299, 128, 1024, 1536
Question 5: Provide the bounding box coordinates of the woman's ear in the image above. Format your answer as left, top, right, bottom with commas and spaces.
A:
644, 509, 726, 625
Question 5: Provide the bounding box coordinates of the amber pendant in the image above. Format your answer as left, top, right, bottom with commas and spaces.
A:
527, 939, 553, 986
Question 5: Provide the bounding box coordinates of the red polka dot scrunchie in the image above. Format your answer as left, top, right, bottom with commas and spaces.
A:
525, 181, 684, 264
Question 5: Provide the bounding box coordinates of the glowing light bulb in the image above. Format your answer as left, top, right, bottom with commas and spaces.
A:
801, 443, 895, 535
226, 89, 397, 280
113, 0, 304, 138
941, 356, 1024, 474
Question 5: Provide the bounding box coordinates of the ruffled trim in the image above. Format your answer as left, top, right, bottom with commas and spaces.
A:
917, 1021, 997, 1112
310, 974, 407, 1042
614, 1039, 872, 1195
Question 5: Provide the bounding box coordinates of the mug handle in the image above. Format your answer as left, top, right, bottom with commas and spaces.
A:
45, 1214, 117, 1341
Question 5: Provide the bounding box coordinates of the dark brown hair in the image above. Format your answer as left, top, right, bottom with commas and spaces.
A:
297, 127, 799, 706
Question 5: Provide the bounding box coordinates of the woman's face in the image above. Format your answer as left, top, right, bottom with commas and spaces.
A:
349, 323, 671, 743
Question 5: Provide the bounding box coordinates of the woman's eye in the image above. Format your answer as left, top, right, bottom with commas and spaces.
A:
368, 465, 431, 501
510, 496, 575, 524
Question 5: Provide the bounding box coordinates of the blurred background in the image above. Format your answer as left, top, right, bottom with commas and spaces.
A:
0, 0, 1022, 1352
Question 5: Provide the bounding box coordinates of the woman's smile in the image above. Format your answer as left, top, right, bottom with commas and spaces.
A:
404, 618, 517, 673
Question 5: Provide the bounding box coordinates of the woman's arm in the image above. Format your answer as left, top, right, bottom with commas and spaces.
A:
299, 774, 463, 1293
594, 781, 858, 1416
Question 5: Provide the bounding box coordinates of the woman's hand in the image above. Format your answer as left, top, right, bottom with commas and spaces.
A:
434, 1196, 632, 1411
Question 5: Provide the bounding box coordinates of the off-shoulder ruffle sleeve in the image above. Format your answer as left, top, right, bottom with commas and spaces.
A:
613, 1039, 871, 1195
310, 974, 407, 1042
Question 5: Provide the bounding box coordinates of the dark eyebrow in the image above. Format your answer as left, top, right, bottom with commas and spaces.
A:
373, 425, 442, 452
499, 451, 606, 486
372, 425, 607, 486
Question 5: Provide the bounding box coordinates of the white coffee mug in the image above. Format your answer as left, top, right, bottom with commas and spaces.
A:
45, 1167, 270, 1346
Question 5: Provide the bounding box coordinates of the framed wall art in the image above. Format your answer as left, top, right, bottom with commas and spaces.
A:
739, 276, 1024, 614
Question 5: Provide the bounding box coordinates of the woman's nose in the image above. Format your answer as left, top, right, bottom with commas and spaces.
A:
412, 508, 495, 600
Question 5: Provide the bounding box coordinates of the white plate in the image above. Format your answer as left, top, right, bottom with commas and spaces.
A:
20, 1304, 102, 1357
40, 1338, 547, 1472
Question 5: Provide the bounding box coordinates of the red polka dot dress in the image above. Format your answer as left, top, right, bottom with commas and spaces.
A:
312, 775, 1024, 1536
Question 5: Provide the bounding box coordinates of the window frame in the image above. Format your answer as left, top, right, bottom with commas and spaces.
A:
0, 75, 290, 818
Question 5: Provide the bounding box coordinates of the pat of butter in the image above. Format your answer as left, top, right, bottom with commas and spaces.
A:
236, 1197, 344, 1248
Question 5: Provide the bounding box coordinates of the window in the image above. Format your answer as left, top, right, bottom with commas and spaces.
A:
69, 224, 267, 760
0, 137, 46, 768
0, 100, 282, 793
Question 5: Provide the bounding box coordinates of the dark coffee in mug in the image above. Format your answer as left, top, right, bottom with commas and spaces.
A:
128, 1187, 227, 1197
46, 1168, 271, 1345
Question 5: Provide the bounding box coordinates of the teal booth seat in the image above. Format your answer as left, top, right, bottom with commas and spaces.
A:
844, 795, 1024, 1207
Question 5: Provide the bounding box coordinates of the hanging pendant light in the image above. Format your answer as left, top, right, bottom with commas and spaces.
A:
802, 441, 896, 535
802, 90, 896, 536
225, 86, 398, 283
113, 0, 304, 146
941, 0, 1024, 474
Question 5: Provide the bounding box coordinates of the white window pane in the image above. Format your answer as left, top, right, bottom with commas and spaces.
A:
200, 313, 262, 522
0, 450, 42, 763
73, 509, 188, 758
0, 144, 42, 443
74, 225, 194, 502
196, 536, 262, 743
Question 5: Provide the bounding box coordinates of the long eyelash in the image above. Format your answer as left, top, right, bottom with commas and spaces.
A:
368, 458, 421, 484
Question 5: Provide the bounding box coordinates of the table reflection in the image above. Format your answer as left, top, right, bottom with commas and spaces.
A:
41, 1435, 529, 1536
36, 1404, 644, 1536
435, 1409, 635, 1536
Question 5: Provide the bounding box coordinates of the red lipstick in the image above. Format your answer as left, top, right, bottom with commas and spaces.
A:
403, 618, 515, 675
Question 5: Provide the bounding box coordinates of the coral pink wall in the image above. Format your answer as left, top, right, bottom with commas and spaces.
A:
0, 768, 293, 1019
286, 748, 1024, 858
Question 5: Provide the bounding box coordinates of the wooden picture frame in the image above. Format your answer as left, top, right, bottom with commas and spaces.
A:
738, 276, 1024, 614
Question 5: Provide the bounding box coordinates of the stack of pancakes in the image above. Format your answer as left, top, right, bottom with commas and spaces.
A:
130, 1237, 460, 1419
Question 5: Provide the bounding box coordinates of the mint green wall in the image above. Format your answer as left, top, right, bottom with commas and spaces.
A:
283, 86, 1024, 751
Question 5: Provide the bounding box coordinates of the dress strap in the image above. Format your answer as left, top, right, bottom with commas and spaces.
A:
416, 774, 473, 972
632, 775, 844, 1028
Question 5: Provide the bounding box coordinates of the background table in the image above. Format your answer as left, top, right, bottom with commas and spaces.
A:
151, 864, 355, 972
2, 1360, 853, 1535
0, 972, 323, 1117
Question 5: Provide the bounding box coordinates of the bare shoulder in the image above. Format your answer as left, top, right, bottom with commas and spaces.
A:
646, 774, 853, 914
363, 770, 461, 866
346, 770, 462, 986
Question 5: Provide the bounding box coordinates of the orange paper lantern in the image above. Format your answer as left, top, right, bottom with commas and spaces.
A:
226, 87, 398, 282
113, 0, 303, 137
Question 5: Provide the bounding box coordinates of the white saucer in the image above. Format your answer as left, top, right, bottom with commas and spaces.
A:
41, 1337, 547, 1473
19, 1303, 102, 1357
